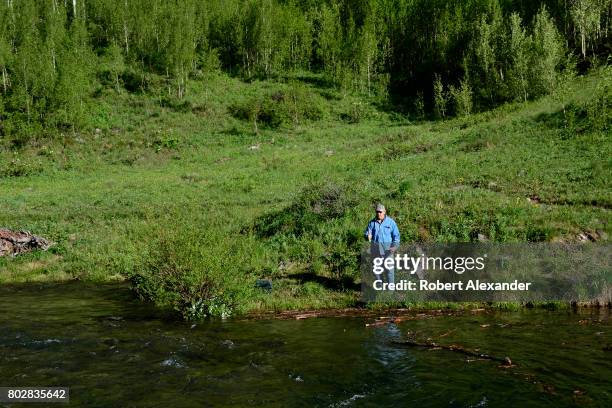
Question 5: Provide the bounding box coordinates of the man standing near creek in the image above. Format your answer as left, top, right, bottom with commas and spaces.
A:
364, 203, 400, 285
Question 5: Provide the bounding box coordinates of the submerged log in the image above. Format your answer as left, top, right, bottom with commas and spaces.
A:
0, 229, 53, 257
393, 339, 514, 367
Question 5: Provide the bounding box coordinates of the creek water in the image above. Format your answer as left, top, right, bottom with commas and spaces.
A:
0, 282, 610, 407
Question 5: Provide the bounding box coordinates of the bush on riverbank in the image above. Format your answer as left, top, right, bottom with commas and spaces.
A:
128, 222, 254, 319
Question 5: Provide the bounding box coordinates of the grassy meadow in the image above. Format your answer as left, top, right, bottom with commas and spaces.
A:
1, 68, 610, 317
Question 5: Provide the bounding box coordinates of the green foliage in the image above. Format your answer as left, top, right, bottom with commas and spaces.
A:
0, 0, 94, 140
385, 0, 581, 116
315, 1, 386, 95
0, 69, 610, 313
565, 66, 612, 131
340, 101, 373, 123
298, 281, 326, 297
508, 12, 531, 102
50, 17, 95, 128
1, 0, 611, 140
229, 83, 325, 129
570, 0, 605, 59
246, 181, 362, 285
99, 42, 125, 92
0, 1, 609, 319
167, 0, 197, 99
317, 2, 348, 89
530, 7, 565, 97
128, 222, 254, 319
413, 92, 425, 120
120, 68, 150, 93
469, 3, 504, 106
0, 152, 44, 177
151, 134, 180, 152
433, 74, 448, 119
250, 182, 358, 238
449, 78, 473, 116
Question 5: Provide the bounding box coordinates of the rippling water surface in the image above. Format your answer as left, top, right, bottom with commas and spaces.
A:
0, 282, 610, 407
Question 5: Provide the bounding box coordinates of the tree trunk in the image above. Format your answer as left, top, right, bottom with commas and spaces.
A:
123, 0, 129, 54
22, 60, 30, 120
2, 67, 7, 93
367, 55, 371, 96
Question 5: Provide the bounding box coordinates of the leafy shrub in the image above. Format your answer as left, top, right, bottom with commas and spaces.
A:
449, 79, 473, 117
121, 68, 151, 93
159, 96, 193, 113
390, 180, 413, 198
229, 83, 324, 129
246, 182, 361, 284
340, 101, 371, 123
433, 74, 449, 119
150, 135, 180, 151
0, 154, 44, 178
566, 68, 612, 132
249, 182, 358, 238
298, 281, 326, 297
128, 223, 253, 319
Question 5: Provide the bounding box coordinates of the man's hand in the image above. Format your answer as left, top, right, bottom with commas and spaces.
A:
389, 246, 397, 253
367, 232, 372, 242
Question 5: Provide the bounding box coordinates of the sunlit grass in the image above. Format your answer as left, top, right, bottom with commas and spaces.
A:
1, 69, 610, 315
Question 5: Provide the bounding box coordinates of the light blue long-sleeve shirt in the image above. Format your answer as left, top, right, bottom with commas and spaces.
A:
364, 216, 400, 249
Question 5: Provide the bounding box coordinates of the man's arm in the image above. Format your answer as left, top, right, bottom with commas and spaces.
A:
390, 220, 400, 251
364, 221, 373, 241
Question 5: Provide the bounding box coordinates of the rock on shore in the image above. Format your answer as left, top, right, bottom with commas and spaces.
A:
0, 229, 53, 257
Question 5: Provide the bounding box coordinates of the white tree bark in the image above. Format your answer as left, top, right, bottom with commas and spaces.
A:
123, 0, 129, 54
2, 67, 8, 93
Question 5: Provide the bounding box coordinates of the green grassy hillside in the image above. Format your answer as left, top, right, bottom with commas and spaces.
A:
1, 68, 610, 316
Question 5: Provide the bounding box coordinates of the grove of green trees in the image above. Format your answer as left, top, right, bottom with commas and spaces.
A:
0, 0, 611, 140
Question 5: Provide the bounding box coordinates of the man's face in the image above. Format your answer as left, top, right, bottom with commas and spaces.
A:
376, 209, 386, 220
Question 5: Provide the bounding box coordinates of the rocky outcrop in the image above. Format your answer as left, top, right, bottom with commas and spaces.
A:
0, 229, 53, 257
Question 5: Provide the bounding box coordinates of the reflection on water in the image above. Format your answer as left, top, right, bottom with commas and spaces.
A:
0, 282, 610, 407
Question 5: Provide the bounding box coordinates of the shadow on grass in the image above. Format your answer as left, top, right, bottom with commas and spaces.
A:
289, 272, 360, 291
533, 109, 571, 130
291, 74, 336, 90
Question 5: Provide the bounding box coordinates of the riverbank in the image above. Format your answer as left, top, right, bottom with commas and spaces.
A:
1, 68, 610, 317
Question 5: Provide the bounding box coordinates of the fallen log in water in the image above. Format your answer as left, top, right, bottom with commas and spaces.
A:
365, 311, 449, 327
392, 339, 514, 367
0, 229, 53, 257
